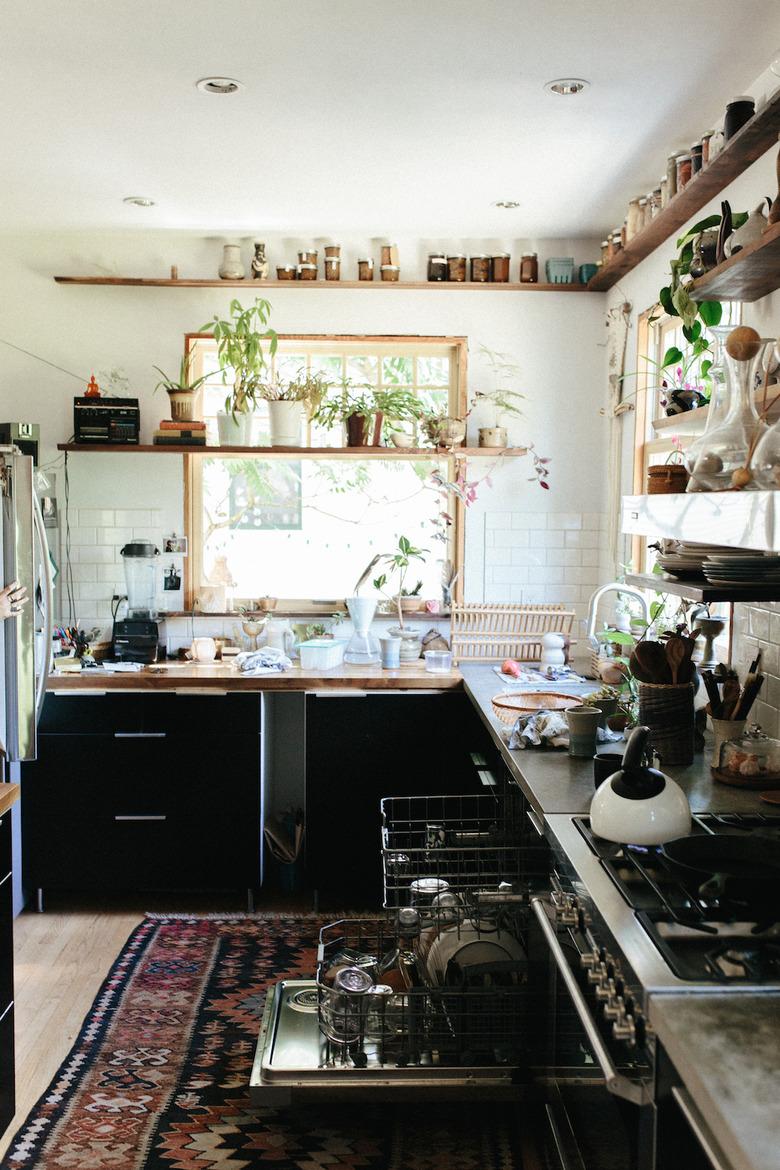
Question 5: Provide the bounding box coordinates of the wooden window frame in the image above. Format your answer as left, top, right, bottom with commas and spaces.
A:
182, 334, 468, 614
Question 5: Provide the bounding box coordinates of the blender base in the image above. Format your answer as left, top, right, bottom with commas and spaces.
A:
112, 618, 160, 663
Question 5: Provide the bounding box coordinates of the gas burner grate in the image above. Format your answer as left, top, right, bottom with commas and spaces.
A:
705, 942, 780, 983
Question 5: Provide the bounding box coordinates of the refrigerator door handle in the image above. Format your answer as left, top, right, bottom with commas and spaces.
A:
33, 492, 54, 726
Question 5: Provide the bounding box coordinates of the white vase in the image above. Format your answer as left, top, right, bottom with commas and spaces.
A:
268, 400, 303, 447
219, 242, 245, 280
216, 411, 253, 446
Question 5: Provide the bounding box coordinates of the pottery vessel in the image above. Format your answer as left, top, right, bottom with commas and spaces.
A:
478, 426, 508, 448
268, 400, 303, 447
217, 411, 253, 446
219, 242, 245, 279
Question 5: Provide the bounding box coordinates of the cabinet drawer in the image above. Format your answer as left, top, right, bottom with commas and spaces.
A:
40, 693, 146, 734
141, 694, 261, 735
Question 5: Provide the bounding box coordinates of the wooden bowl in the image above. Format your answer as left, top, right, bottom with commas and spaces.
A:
491, 690, 582, 725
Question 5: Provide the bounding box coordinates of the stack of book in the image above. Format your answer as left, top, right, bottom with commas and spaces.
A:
153, 420, 207, 446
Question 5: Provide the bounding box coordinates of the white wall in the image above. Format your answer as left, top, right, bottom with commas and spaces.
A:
0, 229, 609, 638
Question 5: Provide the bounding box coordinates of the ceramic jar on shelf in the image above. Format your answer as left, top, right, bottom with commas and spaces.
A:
219, 243, 245, 280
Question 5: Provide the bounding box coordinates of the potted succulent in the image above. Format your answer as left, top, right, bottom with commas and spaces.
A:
259, 369, 327, 447
200, 298, 278, 446
372, 535, 428, 661
314, 381, 425, 447
153, 351, 212, 422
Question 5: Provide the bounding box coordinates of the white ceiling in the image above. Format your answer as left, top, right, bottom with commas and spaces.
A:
3, 0, 780, 236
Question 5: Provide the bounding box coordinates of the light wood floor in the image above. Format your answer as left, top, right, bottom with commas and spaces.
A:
0, 891, 297, 1160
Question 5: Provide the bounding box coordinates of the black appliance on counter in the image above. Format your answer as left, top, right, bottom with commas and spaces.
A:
111, 617, 159, 664
73, 397, 140, 444
110, 540, 160, 663
0, 421, 39, 463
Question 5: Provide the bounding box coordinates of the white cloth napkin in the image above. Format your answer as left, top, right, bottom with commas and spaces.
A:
235, 647, 293, 675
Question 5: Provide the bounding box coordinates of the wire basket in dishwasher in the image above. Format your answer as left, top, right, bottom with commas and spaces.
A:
381, 791, 538, 909
316, 914, 531, 1072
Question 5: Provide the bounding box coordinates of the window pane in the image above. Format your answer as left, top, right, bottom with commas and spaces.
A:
346, 355, 378, 383
417, 356, 450, 386
310, 355, 343, 381
275, 353, 307, 381
200, 457, 447, 601
382, 356, 413, 385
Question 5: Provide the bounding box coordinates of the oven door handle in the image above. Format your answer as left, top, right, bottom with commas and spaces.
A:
532, 896, 625, 1099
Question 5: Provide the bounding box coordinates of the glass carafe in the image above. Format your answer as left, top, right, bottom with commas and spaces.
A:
344, 596, 381, 664
748, 342, 780, 488
684, 338, 767, 491
684, 325, 734, 492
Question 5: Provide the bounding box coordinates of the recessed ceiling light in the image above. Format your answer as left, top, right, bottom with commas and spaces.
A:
195, 76, 243, 95
492, 200, 521, 209
122, 196, 156, 207
544, 78, 590, 96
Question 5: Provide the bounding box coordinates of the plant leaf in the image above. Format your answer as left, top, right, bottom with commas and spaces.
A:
698, 300, 722, 326
661, 346, 684, 368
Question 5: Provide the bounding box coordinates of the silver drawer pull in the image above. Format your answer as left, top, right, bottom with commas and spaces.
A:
113, 732, 167, 738
114, 814, 167, 822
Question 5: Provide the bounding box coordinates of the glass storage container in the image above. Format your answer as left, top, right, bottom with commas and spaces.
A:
714, 727, 780, 785
491, 253, 510, 282
380, 264, 400, 282
297, 262, 318, 280
676, 154, 693, 191
748, 343, 780, 487
638, 197, 649, 230
358, 258, 374, 281
626, 198, 642, 239
324, 256, 341, 281
660, 176, 669, 209
690, 141, 704, 174
447, 254, 467, 282
427, 254, 447, 281
298, 250, 318, 265
724, 96, 755, 140
684, 324, 740, 491
666, 155, 679, 201
276, 265, 296, 281
519, 252, 538, 283
470, 254, 490, 282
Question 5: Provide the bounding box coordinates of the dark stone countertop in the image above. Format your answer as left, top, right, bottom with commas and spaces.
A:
460, 664, 772, 822
650, 994, 780, 1170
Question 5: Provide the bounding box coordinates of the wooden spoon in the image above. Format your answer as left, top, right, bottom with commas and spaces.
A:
631, 640, 671, 684
666, 635, 686, 685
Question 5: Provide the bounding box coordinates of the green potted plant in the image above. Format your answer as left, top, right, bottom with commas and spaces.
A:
200, 298, 277, 446
314, 381, 425, 447
372, 535, 428, 660
259, 369, 327, 447
153, 351, 213, 422
470, 346, 526, 448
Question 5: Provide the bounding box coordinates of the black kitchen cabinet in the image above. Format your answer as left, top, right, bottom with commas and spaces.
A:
0, 814, 15, 1133
23, 693, 261, 899
304, 691, 497, 908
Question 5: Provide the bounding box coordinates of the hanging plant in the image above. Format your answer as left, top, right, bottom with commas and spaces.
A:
652, 212, 747, 341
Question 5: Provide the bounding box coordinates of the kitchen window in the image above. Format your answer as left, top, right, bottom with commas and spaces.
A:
183, 335, 466, 611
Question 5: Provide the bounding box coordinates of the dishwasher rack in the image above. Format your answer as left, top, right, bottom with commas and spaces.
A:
316, 914, 532, 1071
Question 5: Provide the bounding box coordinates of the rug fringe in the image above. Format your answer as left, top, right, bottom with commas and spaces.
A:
144, 910, 380, 920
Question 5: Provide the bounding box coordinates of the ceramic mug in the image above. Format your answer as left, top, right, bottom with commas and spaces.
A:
566, 705, 602, 758
191, 636, 217, 663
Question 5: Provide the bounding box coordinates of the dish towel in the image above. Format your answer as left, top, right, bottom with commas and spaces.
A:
235, 647, 293, 675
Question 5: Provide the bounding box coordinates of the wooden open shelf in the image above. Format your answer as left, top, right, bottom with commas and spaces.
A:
589, 86, 780, 292
57, 443, 528, 459
53, 276, 593, 293
689, 221, 780, 302
625, 571, 780, 604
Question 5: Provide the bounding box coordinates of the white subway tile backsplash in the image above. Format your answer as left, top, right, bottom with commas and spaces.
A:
512, 512, 546, 530
100, 527, 134, 545
68, 527, 97, 546
485, 548, 513, 567
548, 512, 582, 531
97, 564, 124, 584
493, 530, 521, 548
492, 566, 526, 584
580, 549, 600, 567
545, 548, 581, 567
72, 545, 116, 564
115, 509, 152, 527
78, 509, 115, 526
564, 530, 599, 549
529, 529, 564, 549
750, 609, 771, 641
70, 564, 97, 583
528, 566, 564, 585
485, 513, 513, 529
76, 582, 117, 601
511, 549, 544, 567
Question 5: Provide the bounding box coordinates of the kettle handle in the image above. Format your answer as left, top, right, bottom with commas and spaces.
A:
622, 725, 651, 772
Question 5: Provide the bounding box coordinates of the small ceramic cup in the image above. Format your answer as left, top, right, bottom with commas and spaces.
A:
379, 635, 401, 669
191, 636, 217, 663
565, 705, 602, 758
593, 751, 624, 789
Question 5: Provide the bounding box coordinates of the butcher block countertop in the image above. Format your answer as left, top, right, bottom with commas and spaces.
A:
46, 661, 463, 691
0, 785, 19, 819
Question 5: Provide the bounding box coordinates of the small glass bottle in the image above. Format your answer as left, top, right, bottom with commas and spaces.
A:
638, 197, 649, 230
666, 155, 679, 201
626, 198, 642, 239
600, 239, 610, 265
690, 141, 704, 175
676, 154, 693, 191
519, 252, 538, 282
701, 131, 713, 165
660, 176, 669, 209
378, 907, 425, 991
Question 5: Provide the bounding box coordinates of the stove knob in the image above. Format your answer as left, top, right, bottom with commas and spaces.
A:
612, 1017, 636, 1047
604, 996, 625, 1022
595, 978, 616, 1001
580, 950, 598, 969
614, 976, 625, 999
587, 963, 607, 985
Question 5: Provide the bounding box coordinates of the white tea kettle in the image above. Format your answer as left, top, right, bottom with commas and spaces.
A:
590, 726, 691, 845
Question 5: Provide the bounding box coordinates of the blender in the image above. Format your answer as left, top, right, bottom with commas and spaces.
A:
344, 596, 380, 665
112, 540, 161, 663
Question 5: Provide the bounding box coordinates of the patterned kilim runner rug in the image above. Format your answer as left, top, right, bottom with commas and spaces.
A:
2, 915, 531, 1169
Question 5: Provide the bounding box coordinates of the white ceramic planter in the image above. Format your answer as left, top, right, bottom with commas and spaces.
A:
268, 400, 303, 447
216, 411, 253, 446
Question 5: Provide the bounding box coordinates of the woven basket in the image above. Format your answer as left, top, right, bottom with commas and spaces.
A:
637, 682, 695, 766
491, 691, 582, 725
647, 464, 689, 494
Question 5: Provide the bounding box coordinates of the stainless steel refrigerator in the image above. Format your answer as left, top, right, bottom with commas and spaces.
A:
0, 448, 53, 912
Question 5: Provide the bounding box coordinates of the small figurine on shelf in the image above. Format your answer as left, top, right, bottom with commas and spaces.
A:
251, 240, 269, 280
85, 374, 100, 398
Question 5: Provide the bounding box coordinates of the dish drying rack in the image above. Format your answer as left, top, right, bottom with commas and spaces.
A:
449, 603, 575, 664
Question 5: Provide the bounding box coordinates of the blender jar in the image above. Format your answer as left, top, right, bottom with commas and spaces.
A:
120, 541, 160, 616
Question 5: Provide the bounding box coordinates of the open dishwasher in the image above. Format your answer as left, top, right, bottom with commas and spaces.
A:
250, 784, 553, 1103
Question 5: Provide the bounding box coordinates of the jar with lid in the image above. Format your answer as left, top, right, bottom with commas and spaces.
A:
714, 726, 780, 785
637, 198, 649, 231
600, 239, 610, 265
380, 243, 399, 267
427, 254, 447, 282
357, 258, 374, 281
660, 176, 669, 209
626, 198, 642, 240
709, 128, 725, 161
724, 96, 755, 141
649, 187, 662, 218
380, 264, 400, 282
676, 154, 692, 191
324, 244, 341, 259
690, 141, 704, 175
470, 254, 490, 282
324, 256, 341, 281
519, 252, 538, 283
276, 265, 296, 281
700, 132, 713, 165
491, 253, 510, 282
298, 249, 318, 265
666, 155, 679, 200
611, 231, 623, 256
447, 254, 467, 282
297, 262, 318, 281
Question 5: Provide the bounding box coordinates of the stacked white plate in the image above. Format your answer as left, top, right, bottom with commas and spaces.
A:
703, 551, 780, 587
655, 542, 738, 580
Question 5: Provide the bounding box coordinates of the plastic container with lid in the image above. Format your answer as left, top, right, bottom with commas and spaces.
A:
297, 639, 348, 670
713, 726, 780, 786
519, 252, 538, 283
424, 649, 453, 673
491, 253, 510, 282
470, 254, 490, 282
427, 253, 447, 281
724, 96, 755, 140
447, 254, 467, 282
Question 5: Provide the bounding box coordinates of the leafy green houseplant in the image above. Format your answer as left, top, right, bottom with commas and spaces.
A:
259, 369, 327, 448
372, 535, 428, 630
153, 350, 213, 423
313, 381, 425, 447
200, 298, 278, 445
